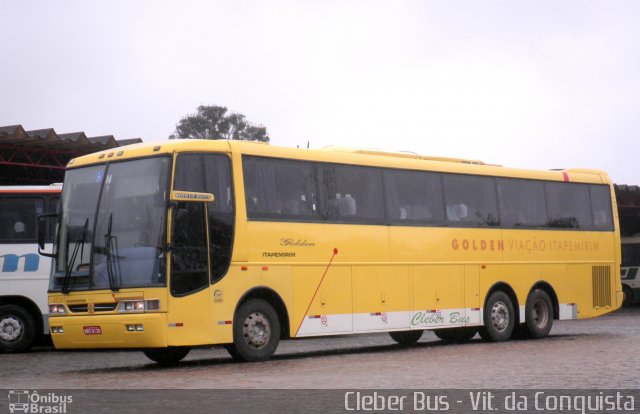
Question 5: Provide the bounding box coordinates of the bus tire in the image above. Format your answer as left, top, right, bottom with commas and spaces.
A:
525, 289, 553, 339
482, 291, 515, 342
227, 299, 281, 362
389, 330, 423, 346
433, 327, 477, 343
622, 285, 634, 307
0, 304, 36, 353
143, 347, 190, 365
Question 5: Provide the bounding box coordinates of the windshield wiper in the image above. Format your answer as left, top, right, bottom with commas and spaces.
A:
61, 218, 89, 294
104, 213, 120, 292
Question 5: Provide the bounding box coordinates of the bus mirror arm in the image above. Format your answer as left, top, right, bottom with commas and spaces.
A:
37, 213, 58, 257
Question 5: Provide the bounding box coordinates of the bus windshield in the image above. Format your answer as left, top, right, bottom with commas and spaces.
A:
50, 157, 170, 292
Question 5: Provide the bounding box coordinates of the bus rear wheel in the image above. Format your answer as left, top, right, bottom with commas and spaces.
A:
389, 330, 423, 346
0, 304, 36, 353
433, 327, 477, 343
525, 289, 553, 339
481, 291, 515, 342
226, 299, 281, 362
143, 347, 190, 365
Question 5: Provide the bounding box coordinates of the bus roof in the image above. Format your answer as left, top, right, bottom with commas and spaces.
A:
0, 184, 62, 193
322, 146, 488, 165
66, 139, 611, 185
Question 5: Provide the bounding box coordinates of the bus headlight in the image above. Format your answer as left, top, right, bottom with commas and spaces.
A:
49, 304, 66, 314
117, 299, 160, 313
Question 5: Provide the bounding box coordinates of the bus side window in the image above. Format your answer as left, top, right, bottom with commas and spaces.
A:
242, 156, 318, 221
321, 164, 384, 223
622, 244, 640, 267
546, 182, 592, 229
589, 185, 614, 231
383, 169, 444, 225
0, 197, 44, 242
496, 178, 547, 228
443, 175, 499, 227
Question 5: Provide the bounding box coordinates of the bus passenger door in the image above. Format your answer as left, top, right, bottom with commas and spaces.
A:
167, 201, 213, 346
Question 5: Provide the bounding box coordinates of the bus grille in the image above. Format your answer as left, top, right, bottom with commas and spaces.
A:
68, 303, 117, 313
592, 266, 611, 308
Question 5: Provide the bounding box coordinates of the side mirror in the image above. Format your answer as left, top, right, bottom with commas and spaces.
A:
37, 213, 58, 257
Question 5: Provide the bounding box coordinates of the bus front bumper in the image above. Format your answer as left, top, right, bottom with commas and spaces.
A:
49, 313, 168, 349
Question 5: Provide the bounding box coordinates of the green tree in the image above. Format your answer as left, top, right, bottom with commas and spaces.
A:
169, 105, 269, 142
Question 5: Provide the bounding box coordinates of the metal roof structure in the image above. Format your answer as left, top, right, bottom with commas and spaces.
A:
0, 124, 142, 185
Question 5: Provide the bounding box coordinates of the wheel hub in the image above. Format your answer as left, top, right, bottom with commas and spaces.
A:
0, 316, 23, 342
491, 301, 510, 332
243, 312, 271, 349
531, 299, 549, 328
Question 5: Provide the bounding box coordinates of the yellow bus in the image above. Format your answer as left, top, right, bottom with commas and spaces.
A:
41, 140, 622, 364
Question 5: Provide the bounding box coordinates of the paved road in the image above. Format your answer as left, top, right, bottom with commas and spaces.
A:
3, 307, 639, 389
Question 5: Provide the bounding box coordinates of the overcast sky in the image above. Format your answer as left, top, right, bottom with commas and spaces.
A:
1, 1, 638, 183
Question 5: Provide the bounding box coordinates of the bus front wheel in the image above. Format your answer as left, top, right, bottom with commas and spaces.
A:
389, 330, 423, 346
226, 299, 281, 362
143, 347, 190, 365
480, 291, 515, 342
525, 289, 553, 339
0, 304, 36, 353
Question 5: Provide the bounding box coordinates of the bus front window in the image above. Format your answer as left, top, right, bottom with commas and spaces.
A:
50, 157, 170, 292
